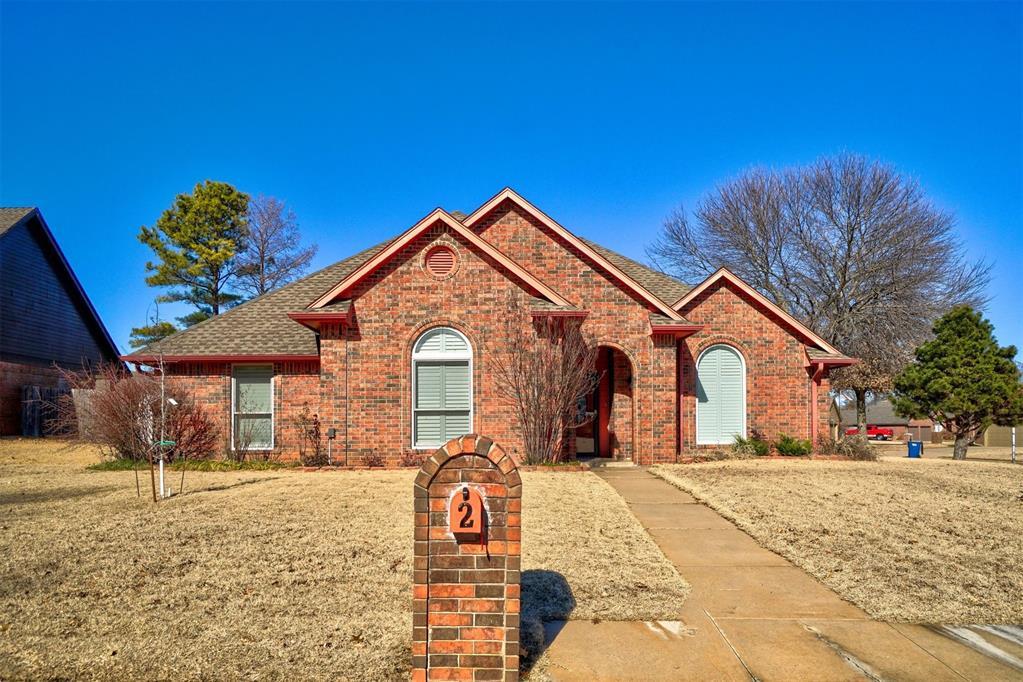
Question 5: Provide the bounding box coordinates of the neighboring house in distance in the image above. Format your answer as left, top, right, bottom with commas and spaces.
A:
123, 188, 855, 465
834, 397, 937, 442
979, 424, 1018, 448
0, 208, 121, 435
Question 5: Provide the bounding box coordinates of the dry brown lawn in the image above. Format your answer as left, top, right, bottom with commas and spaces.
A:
873, 441, 1019, 463
651, 457, 1023, 624
0, 439, 687, 681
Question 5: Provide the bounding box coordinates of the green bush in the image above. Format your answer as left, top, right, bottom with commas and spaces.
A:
733, 434, 770, 457
774, 433, 813, 456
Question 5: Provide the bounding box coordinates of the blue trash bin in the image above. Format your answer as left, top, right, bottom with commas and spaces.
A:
907, 440, 923, 458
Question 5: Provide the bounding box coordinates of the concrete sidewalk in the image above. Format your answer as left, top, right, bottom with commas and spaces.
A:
540, 468, 1023, 681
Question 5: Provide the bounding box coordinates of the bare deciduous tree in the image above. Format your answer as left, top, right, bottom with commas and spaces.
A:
490, 299, 599, 464
50, 364, 220, 501
237, 195, 317, 297
648, 154, 990, 432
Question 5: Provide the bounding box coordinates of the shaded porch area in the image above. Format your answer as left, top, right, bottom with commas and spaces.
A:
574, 345, 635, 461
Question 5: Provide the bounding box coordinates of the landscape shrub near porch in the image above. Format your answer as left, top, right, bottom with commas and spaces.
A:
731, 433, 769, 457
772, 433, 813, 456
0, 441, 688, 680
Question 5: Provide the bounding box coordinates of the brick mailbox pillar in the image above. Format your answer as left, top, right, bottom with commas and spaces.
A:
413, 434, 522, 681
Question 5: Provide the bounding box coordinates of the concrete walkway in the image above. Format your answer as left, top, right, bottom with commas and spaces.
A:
540, 468, 1023, 681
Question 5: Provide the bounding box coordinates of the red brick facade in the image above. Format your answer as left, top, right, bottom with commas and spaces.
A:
679, 279, 829, 448
146, 192, 848, 464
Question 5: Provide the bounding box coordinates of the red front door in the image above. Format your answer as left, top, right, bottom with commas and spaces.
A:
596, 348, 613, 457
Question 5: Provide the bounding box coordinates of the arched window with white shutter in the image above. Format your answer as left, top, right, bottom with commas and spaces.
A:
696, 344, 746, 445
411, 327, 473, 449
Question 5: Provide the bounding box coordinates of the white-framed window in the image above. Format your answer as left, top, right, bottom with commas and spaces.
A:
412, 327, 472, 449
696, 344, 746, 445
232, 364, 274, 450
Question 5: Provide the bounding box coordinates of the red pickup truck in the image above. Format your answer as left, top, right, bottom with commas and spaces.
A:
844, 425, 895, 440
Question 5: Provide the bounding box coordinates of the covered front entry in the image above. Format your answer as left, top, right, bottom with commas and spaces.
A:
576, 346, 634, 460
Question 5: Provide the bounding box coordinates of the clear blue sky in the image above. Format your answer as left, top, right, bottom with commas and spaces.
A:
2, 1, 1020, 354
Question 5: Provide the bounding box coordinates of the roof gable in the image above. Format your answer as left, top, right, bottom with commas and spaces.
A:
675, 268, 842, 355
463, 188, 684, 321
124, 191, 702, 361
0, 207, 122, 364
309, 208, 571, 309
126, 241, 388, 360
579, 237, 691, 305
0, 207, 35, 236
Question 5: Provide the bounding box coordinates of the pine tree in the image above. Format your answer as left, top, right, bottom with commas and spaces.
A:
894, 306, 1023, 460
136, 180, 249, 329
129, 321, 178, 349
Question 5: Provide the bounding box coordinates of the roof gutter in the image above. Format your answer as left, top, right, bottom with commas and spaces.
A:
650, 323, 704, 337
810, 357, 859, 368
287, 310, 352, 330
123, 354, 320, 365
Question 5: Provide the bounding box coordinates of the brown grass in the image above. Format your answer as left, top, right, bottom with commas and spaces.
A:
0, 440, 687, 680
651, 457, 1023, 623
873, 441, 1020, 463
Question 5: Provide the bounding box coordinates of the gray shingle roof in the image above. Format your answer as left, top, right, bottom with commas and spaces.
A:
0, 207, 36, 237
579, 237, 691, 306
649, 313, 691, 326
312, 301, 352, 314
528, 298, 581, 313
127, 230, 695, 359
131, 241, 389, 357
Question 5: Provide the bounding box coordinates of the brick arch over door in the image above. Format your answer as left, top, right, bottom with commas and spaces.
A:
592, 340, 638, 460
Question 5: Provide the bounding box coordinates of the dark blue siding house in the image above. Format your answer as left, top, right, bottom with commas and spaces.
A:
0, 207, 120, 434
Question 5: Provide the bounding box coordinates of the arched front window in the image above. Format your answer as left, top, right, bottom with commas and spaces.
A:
696, 344, 746, 445
412, 327, 473, 449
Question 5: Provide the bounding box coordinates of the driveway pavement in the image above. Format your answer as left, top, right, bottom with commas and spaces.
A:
539, 468, 1023, 681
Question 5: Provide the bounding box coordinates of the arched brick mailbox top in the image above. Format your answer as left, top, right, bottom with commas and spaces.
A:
412, 434, 522, 682
413, 434, 522, 495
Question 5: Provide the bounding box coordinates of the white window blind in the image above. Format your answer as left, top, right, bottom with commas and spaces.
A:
696, 345, 745, 445
233, 365, 273, 449
412, 328, 472, 448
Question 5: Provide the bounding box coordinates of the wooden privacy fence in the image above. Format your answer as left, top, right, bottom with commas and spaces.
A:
20, 385, 70, 437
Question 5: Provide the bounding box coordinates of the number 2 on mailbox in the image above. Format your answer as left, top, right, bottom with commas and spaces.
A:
449, 486, 484, 535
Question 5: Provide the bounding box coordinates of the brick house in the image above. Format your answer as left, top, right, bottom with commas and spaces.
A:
834, 397, 937, 442
123, 189, 854, 465
0, 207, 122, 435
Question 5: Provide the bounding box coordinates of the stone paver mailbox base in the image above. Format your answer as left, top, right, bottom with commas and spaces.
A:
413, 435, 522, 681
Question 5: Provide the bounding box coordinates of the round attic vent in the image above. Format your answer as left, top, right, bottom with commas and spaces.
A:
425, 245, 457, 278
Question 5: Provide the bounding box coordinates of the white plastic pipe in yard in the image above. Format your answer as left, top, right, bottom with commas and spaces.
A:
159, 455, 165, 498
